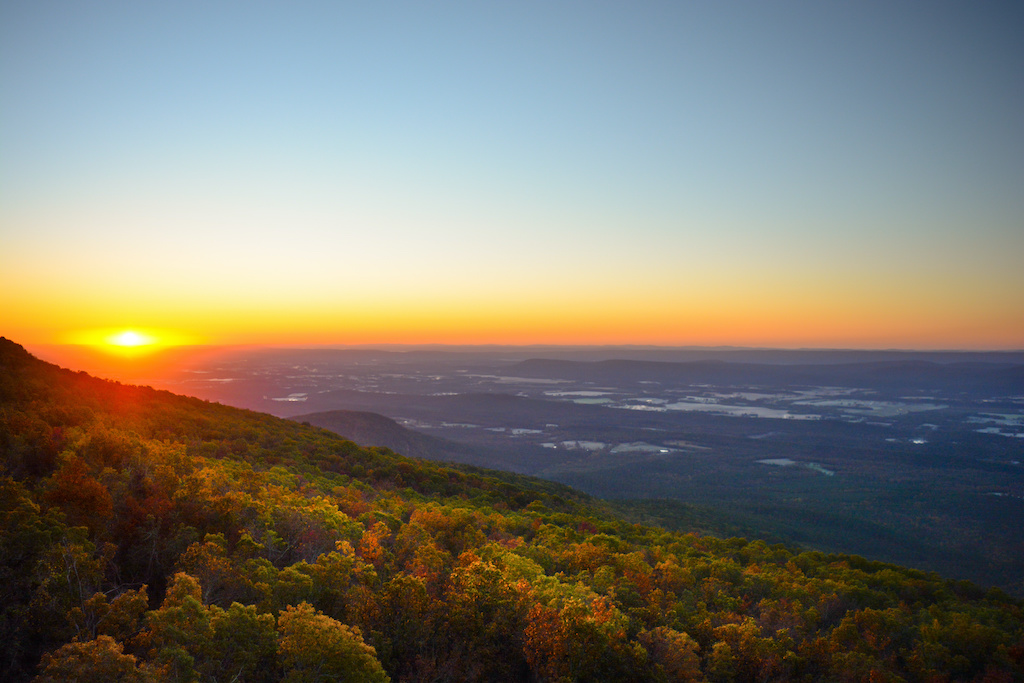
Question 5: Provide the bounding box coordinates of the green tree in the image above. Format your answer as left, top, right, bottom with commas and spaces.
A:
277, 602, 389, 683
204, 602, 277, 683
137, 572, 212, 683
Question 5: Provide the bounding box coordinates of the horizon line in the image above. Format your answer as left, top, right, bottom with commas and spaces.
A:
22, 340, 1024, 355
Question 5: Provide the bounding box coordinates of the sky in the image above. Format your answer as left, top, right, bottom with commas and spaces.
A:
2, 1, 1023, 351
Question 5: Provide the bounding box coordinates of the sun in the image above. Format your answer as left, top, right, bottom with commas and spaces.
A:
100, 329, 163, 357
62, 328, 199, 357
108, 330, 156, 348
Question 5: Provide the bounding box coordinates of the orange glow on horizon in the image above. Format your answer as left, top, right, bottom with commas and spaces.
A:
13, 302, 1015, 352
61, 328, 203, 357
6, 275, 1021, 353
3, 224, 1021, 353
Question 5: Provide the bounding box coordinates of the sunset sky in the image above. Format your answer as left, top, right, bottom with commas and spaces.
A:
2, 1, 1022, 351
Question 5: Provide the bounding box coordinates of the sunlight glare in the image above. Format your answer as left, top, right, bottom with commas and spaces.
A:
109, 330, 154, 347
61, 328, 200, 358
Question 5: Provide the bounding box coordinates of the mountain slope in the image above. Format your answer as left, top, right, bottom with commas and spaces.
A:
2, 338, 1022, 682
293, 409, 519, 469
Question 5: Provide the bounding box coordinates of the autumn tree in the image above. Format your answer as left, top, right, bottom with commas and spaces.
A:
34, 636, 156, 683
637, 626, 703, 682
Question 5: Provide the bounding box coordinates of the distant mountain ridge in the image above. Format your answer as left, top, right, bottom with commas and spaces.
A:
508, 357, 1024, 394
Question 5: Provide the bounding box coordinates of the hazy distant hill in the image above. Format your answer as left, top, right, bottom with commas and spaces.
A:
508, 358, 1024, 394
293, 409, 501, 466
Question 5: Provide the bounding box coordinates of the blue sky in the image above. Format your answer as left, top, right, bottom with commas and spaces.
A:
2, 1, 1022, 348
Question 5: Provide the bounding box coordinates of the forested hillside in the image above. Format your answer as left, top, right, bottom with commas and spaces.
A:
2, 337, 1022, 682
